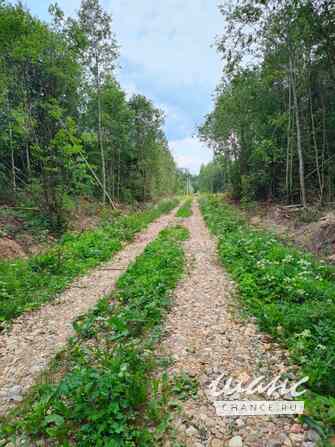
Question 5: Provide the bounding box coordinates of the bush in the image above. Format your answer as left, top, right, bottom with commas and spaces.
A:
176, 197, 193, 218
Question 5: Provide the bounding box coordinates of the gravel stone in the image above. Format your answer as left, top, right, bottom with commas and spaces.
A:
267, 440, 282, 447
229, 436, 243, 447
211, 439, 224, 447
289, 433, 304, 443
305, 430, 320, 442
186, 425, 199, 437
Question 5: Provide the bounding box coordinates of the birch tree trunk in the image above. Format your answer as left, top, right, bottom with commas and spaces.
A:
286, 76, 292, 199
9, 121, 16, 195
290, 55, 307, 207
309, 87, 323, 202
97, 79, 106, 204
117, 145, 121, 201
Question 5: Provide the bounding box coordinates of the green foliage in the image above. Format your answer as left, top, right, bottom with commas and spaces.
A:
199, 70, 282, 202
171, 373, 198, 401
127, 94, 178, 202
176, 198, 193, 218
0, 0, 179, 230
0, 225, 189, 446
200, 195, 335, 434
0, 198, 178, 324
198, 158, 225, 194
200, 0, 335, 205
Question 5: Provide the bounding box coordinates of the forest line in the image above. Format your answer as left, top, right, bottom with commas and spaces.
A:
198, 0, 335, 207
0, 0, 186, 233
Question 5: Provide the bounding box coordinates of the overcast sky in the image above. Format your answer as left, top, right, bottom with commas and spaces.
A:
19, 0, 224, 173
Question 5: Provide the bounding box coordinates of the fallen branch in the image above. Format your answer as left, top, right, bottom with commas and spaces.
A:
0, 206, 39, 211
280, 204, 304, 209
79, 152, 118, 209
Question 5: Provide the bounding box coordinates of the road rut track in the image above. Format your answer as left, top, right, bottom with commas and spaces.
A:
160, 202, 318, 447
0, 207, 178, 416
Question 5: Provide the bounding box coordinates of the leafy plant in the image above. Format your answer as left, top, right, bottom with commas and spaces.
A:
171, 373, 198, 401
0, 225, 189, 446
176, 198, 193, 218
200, 195, 335, 435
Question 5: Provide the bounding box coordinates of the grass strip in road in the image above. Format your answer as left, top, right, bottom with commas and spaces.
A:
200, 195, 335, 437
176, 197, 193, 218
0, 198, 179, 324
0, 225, 189, 446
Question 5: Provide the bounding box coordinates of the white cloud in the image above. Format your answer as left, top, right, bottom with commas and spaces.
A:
170, 137, 213, 174
26, 0, 223, 162
110, 0, 222, 89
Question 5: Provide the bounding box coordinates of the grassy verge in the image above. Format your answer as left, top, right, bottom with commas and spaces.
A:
200, 195, 335, 438
0, 225, 189, 446
176, 197, 192, 218
0, 198, 178, 324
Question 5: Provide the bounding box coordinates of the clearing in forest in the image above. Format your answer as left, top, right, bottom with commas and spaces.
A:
0, 200, 325, 446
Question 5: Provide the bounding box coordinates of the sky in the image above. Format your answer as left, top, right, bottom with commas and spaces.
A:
18, 0, 224, 174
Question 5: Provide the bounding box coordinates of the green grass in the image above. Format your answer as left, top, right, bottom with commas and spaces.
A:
200, 195, 335, 438
0, 199, 179, 324
0, 225, 189, 446
176, 197, 192, 218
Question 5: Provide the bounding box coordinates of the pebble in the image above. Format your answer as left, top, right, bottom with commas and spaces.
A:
7, 385, 23, 402
289, 433, 304, 443
236, 418, 245, 428
304, 430, 320, 443
291, 424, 304, 434
229, 436, 243, 447
211, 439, 224, 447
199, 413, 215, 428
245, 433, 259, 443
267, 439, 283, 447
186, 425, 199, 437
279, 433, 291, 445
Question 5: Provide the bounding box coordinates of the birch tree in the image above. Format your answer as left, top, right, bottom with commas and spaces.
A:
78, 0, 119, 204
